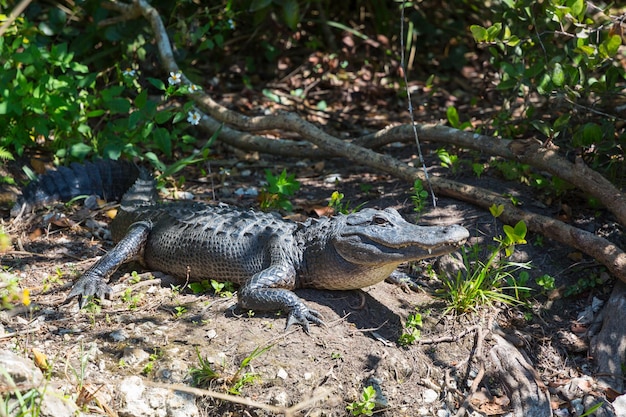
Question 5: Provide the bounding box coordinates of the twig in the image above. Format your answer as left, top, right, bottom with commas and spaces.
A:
145, 380, 332, 417
0, 0, 33, 37
419, 324, 479, 345
453, 326, 487, 417
0, 324, 41, 340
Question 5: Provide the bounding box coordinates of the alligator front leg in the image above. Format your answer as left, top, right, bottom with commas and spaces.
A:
238, 265, 324, 333
67, 221, 152, 308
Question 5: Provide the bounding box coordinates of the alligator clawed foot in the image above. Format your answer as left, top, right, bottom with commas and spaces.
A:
285, 305, 325, 334
66, 275, 113, 308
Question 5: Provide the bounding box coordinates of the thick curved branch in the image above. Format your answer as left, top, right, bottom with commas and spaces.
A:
358, 124, 626, 227
127, 0, 626, 283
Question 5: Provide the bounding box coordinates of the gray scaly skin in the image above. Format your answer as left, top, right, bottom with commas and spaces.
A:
17, 160, 469, 332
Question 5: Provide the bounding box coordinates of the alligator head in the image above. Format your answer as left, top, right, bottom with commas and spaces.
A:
333, 208, 469, 265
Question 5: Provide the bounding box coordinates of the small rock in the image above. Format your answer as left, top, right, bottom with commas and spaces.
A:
121, 347, 151, 366
423, 388, 439, 403
277, 368, 288, 380
234, 187, 258, 197
436, 409, 451, 417
571, 398, 584, 415
0, 349, 44, 386
303, 372, 313, 380
267, 387, 289, 407
613, 393, 626, 417
365, 376, 388, 409
110, 329, 129, 342
324, 173, 342, 183
206, 329, 217, 340
118, 376, 199, 417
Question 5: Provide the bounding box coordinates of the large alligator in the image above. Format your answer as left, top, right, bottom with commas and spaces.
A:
15, 160, 469, 331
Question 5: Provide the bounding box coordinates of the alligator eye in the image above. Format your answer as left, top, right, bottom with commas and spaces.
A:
373, 215, 388, 225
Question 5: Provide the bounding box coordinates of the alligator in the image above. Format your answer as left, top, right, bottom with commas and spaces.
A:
15, 160, 469, 332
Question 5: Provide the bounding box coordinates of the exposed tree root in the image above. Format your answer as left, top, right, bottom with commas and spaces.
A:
591, 281, 626, 393
489, 333, 552, 417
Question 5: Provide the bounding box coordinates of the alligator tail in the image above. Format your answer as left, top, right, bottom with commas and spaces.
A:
12, 159, 144, 217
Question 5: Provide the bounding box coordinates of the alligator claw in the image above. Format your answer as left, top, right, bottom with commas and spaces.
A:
285, 304, 325, 334
66, 274, 113, 308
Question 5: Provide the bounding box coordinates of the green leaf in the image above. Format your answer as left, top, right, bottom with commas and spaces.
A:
551, 63, 565, 87
147, 77, 166, 91
505, 35, 521, 47
144, 151, 166, 172
446, 106, 460, 128
489, 204, 504, 218
86, 109, 105, 118
536, 73, 551, 95
135, 89, 148, 109
513, 220, 527, 240
69, 142, 92, 159
486, 23, 502, 41
281, 0, 300, 29
581, 123, 603, 145
530, 120, 551, 137
155, 110, 172, 124
599, 35, 621, 59
105, 97, 131, 114
567, 0, 584, 18
496, 78, 518, 90
153, 127, 172, 157
470, 25, 488, 42
574, 44, 596, 56
249, 0, 272, 12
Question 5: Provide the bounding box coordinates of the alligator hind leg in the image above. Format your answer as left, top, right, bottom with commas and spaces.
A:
67, 221, 152, 308
238, 265, 324, 333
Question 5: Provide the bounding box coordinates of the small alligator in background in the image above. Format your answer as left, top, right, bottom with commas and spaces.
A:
14, 160, 469, 332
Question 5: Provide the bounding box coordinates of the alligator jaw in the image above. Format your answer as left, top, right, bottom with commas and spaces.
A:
333, 208, 470, 265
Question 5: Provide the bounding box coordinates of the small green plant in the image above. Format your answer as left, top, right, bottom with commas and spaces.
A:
228, 345, 272, 395
129, 271, 142, 285
328, 190, 365, 214
174, 306, 187, 318
437, 214, 532, 314
536, 274, 556, 293
446, 106, 472, 130
82, 300, 102, 326
259, 169, 300, 211
121, 288, 143, 310
506, 270, 532, 300
346, 386, 377, 416
411, 179, 429, 213
398, 311, 423, 346
189, 348, 220, 388
0, 367, 44, 417
436, 148, 462, 174
188, 280, 213, 294
141, 349, 162, 376
472, 162, 485, 178
210, 279, 235, 297
564, 273, 605, 297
